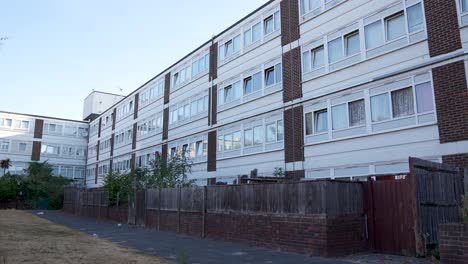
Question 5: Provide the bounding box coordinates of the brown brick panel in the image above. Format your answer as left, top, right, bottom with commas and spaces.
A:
109, 159, 113, 173
432, 61, 468, 143
285, 170, 305, 180
112, 108, 117, 130
284, 106, 304, 163
326, 216, 367, 256
98, 117, 102, 138
96, 141, 100, 161
31, 141, 41, 161
207, 131, 217, 172
130, 153, 136, 170
164, 73, 171, 104
146, 210, 203, 237
424, 0, 462, 57
134, 93, 139, 119
439, 223, 468, 264
280, 0, 300, 46
209, 42, 218, 81
95, 163, 98, 184
33, 119, 44, 139
162, 108, 169, 141
110, 134, 115, 157
162, 144, 168, 162
132, 123, 137, 150
443, 153, 468, 169
211, 85, 217, 125
282, 47, 303, 102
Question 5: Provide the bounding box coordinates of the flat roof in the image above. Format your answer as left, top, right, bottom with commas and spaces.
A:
0, 110, 89, 124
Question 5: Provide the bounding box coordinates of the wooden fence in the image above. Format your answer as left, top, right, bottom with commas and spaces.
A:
410, 158, 465, 255
63, 189, 128, 223
145, 180, 363, 216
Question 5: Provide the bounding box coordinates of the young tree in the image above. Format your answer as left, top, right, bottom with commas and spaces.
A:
1, 158, 12, 175
140, 152, 195, 189
103, 171, 133, 206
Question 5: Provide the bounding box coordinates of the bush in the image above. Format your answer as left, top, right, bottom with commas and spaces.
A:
103, 172, 133, 206
0, 173, 20, 201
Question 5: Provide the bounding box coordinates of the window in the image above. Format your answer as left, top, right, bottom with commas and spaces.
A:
463, 0, 468, 12
303, 46, 325, 73
266, 123, 277, 143
253, 126, 263, 145
0, 141, 9, 152
192, 54, 209, 77
18, 143, 27, 152
300, 0, 321, 15
217, 136, 223, 152
219, 35, 241, 61
78, 127, 89, 137
14, 120, 29, 130
348, 99, 366, 127
0, 118, 12, 128
223, 81, 241, 104
407, 3, 424, 33
232, 132, 241, 149
391, 87, 414, 118
195, 141, 204, 157
365, 20, 384, 49
244, 22, 261, 47
371, 93, 391, 122
41, 144, 61, 155
315, 109, 328, 133
224, 134, 233, 151
64, 126, 77, 136
415, 82, 434, 113
244, 72, 262, 95
345, 31, 360, 56
305, 113, 313, 135
264, 63, 282, 87
44, 123, 63, 135
332, 99, 366, 130
277, 120, 284, 141
328, 37, 343, 63
264, 11, 280, 35
171, 147, 177, 157
244, 129, 253, 147
385, 12, 406, 41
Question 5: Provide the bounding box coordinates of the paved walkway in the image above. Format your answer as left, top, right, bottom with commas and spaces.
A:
32, 211, 430, 264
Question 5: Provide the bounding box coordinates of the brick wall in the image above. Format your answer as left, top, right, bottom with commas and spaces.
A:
280, 0, 300, 46
282, 47, 303, 102
33, 119, 44, 139
443, 153, 468, 169
285, 170, 305, 180
164, 73, 171, 104
144, 210, 365, 257
439, 223, 468, 264
284, 106, 304, 163
207, 131, 217, 172
432, 61, 468, 143
424, 0, 462, 57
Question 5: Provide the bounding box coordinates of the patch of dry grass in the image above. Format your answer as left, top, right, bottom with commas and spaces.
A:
0, 210, 170, 264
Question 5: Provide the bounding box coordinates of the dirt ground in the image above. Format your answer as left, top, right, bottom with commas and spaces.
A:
0, 210, 169, 264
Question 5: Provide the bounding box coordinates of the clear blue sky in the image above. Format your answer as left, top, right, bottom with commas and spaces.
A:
0, 0, 267, 120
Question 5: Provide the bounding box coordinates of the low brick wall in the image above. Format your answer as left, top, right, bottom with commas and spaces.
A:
439, 223, 468, 264
145, 210, 365, 257
63, 203, 128, 223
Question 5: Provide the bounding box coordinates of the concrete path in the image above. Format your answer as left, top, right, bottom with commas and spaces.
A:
32, 210, 430, 264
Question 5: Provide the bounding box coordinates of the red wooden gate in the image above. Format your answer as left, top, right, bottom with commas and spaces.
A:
365, 175, 416, 256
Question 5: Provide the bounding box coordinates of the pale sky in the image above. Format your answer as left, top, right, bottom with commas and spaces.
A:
0, 0, 267, 120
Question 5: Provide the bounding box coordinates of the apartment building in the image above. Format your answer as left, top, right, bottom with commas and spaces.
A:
21, 0, 465, 188
0, 111, 89, 179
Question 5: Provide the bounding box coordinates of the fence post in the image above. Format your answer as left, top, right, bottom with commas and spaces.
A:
157, 188, 161, 231
202, 186, 207, 238
177, 187, 181, 234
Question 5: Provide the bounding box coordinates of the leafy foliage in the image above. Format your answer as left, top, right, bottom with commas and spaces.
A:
103, 172, 133, 206
23, 162, 72, 209
0, 173, 21, 201
1, 158, 12, 174
142, 153, 195, 189
273, 167, 285, 177
103, 153, 195, 203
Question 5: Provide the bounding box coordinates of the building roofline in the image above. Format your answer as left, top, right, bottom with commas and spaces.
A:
83, 90, 125, 101
0, 110, 89, 124
88, 0, 276, 122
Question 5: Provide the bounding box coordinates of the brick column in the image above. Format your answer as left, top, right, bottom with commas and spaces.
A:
423, 0, 462, 57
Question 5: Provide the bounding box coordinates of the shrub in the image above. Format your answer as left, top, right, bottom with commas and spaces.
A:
0, 173, 20, 201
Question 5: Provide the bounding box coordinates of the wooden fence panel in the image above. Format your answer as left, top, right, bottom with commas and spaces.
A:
160, 188, 178, 210
411, 157, 464, 249
180, 187, 204, 212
